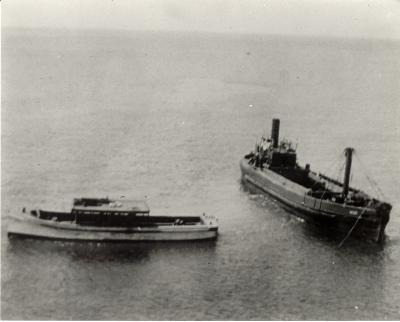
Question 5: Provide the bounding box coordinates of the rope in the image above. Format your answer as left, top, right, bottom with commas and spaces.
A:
354, 153, 386, 200
309, 152, 343, 191
318, 156, 346, 209
338, 200, 373, 248
333, 160, 346, 191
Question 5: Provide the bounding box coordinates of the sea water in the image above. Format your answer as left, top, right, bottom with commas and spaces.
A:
2, 28, 400, 320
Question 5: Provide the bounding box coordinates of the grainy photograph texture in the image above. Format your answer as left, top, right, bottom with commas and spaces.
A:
2, 0, 400, 320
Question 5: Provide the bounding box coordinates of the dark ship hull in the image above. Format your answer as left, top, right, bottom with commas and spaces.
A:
240, 119, 391, 243
240, 159, 390, 242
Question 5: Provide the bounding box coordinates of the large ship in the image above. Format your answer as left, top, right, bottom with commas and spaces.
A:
7, 197, 218, 241
240, 119, 391, 243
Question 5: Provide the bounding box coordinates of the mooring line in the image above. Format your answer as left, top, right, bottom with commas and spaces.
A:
338, 200, 372, 248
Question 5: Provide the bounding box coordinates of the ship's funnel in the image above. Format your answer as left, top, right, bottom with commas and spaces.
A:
342, 147, 354, 198
271, 119, 280, 148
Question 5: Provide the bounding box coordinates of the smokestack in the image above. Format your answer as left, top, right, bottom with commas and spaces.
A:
271, 119, 280, 148
342, 147, 354, 198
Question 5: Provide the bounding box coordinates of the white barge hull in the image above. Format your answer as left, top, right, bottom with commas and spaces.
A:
7, 216, 218, 242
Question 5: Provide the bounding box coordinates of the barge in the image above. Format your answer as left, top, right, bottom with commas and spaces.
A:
240, 119, 391, 243
7, 198, 218, 241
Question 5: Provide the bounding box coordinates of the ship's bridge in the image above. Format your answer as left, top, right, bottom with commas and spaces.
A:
268, 144, 297, 168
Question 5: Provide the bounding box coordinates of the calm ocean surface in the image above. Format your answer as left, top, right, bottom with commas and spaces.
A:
2, 29, 400, 320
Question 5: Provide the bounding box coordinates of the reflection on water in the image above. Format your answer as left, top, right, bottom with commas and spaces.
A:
6, 237, 218, 264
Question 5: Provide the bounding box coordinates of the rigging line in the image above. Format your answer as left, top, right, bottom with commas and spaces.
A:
367, 174, 385, 200
319, 184, 329, 208
359, 166, 382, 199
311, 152, 343, 190
319, 158, 345, 204
319, 170, 332, 202
335, 160, 345, 182
353, 152, 380, 198
350, 170, 354, 187
323, 152, 343, 175
354, 154, 375, 186
324, 159, 345, 192
338, 199, 373, 248
354, 154, 385, 200
366, 175, 383, 200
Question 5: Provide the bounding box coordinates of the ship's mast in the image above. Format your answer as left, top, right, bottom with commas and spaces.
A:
271, 119, 280, 148
342, 147, 354, 198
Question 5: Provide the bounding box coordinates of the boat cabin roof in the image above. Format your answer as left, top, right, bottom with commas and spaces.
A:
72, 199, 150, 213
